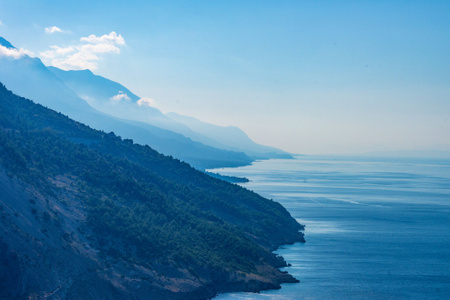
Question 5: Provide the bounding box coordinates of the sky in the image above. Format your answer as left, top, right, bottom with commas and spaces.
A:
0, 0, 449, 155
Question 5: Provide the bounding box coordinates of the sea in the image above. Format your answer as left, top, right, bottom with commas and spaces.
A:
210, 156, 450, 300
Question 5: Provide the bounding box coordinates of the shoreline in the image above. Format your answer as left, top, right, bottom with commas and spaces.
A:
208, 157, 305, 299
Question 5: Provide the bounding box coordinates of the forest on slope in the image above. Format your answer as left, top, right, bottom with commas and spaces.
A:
0, 83, 304, 299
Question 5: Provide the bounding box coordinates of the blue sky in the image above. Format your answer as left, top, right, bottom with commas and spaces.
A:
1, 0, 449, 154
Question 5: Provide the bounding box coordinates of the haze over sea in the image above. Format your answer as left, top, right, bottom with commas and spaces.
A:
212, 156, 450, 299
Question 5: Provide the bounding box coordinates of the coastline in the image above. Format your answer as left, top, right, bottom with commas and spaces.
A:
0, 84, 304, 299
207, 157, 305, 299
210, 155, 450, 299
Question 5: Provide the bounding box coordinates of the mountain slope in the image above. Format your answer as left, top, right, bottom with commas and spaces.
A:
0, 83, 304, 299
47, 66, 203, 139
0, 44, 96, 116
47, 67, 140, 102
0, 37, 251, 169
0, 37, 16, 49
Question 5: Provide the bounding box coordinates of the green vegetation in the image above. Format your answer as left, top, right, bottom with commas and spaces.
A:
0, 83, 303, 281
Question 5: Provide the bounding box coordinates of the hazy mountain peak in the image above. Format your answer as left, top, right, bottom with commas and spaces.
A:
0, 37, 15, 49
71, 68, 94, 75
47, 66, 140, 102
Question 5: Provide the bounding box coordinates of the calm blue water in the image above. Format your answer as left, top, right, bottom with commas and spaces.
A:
211, 156, 450, 300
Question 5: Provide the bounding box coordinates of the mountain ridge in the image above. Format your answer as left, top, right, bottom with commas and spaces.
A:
0, 37, 15, 49
167, 112, 293, 159
47, 66, 215, 142
47, 65, 292, 160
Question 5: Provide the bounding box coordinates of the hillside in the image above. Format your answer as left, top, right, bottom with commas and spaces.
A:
0, 83, 304, 299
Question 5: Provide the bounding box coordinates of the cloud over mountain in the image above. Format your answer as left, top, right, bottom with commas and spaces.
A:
110, 91, 131, 102
0, 45, 34, 59
40, 31, 125, 70
137, 97, 155, 107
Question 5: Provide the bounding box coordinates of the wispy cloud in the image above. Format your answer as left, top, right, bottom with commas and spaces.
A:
0, 45, 34, 59
42, 45, 76, 56
39, 31, 125, 70
0, 20, 3, 26
137, 97, 156, 107
45, 26, 64, 34
110, 91, 131, 102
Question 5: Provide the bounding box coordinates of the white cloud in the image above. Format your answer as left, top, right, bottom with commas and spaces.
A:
110, 91, 131, 102
0, 20, 3, 26
39, 31, 125, 70
81, 32, 125, 45
137, 97, 156, 107
0, 45, 35, 59
45, 26, 63, 34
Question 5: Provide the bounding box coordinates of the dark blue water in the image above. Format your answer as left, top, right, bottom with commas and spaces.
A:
211, 156, 450, 299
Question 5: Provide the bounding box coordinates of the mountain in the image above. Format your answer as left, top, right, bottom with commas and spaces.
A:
167, 112, 293, 159
47, 66, 141, 103
46, 66, 292, 160
47, 67, 196, 136
0, 40, 97, 116
0, 37, 252, 169
0, 37, 15, 49
0, 83, 304, 299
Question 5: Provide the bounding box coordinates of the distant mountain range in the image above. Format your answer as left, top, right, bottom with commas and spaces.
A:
46, 67, 195, 137
2, 37, 283, 169
0, 81, 303, 299
47, 65, 293, 161
167, 112, 293, 159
